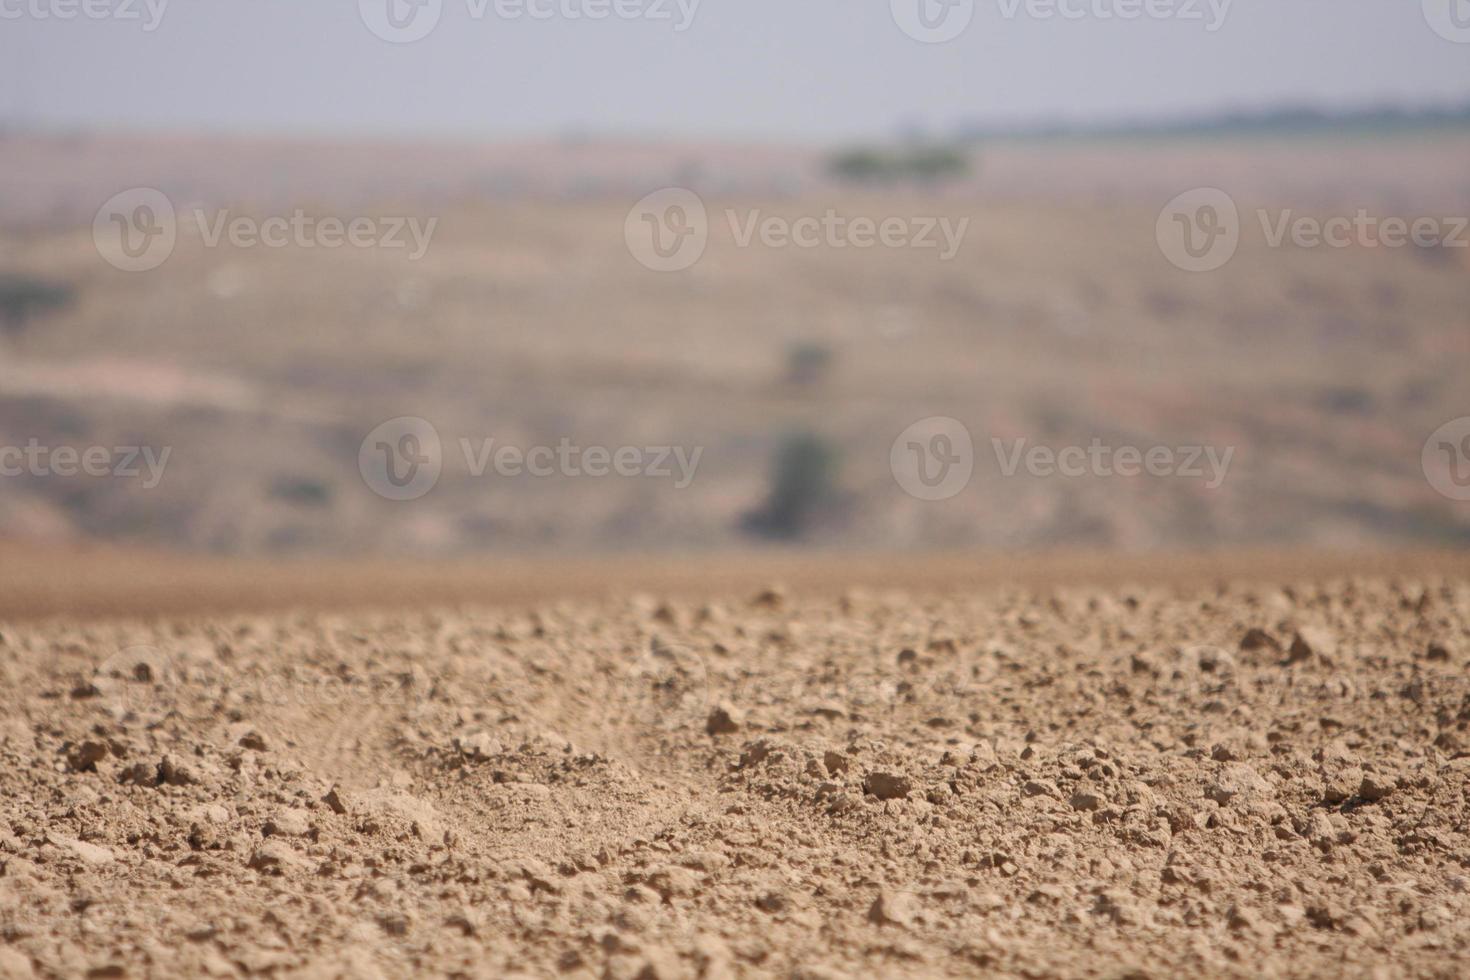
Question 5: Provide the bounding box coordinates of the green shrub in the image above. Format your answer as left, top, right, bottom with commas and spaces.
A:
827, 144, 971, 185
0, 274, 75, 335
741, 433, 839, 540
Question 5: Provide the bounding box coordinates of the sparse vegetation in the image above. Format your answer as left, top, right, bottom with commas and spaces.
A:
0, 274, 75, 336
742, 432, 839, 540
270, 476, 334, 508
828, 144, 971, 186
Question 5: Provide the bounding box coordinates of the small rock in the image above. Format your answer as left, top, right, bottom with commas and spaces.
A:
47, 833, 115, 865
1022, 780, 1056, 798
822, 750, 849, 775
247, 840, 301, 873
1130, 652, 1160, 676
1287, 628, 1333, 665
1239, 628, 1279, 653
1425, 642, 1451, 662
1092, 890, 1137, 925
1069, 790, 1103, 812
263, 808, 312, 837
1358, 773, 1396, 802
323, 786, 350, 814
118, 762, 158, 786
705, 703, 742, 736
754, 891, 789, 914
863, 771, 913, 801
159, 755, 196, 786
237, 731, 268, 752
456, 732, 502, 760
67, 741, 109, 773
1227, 905, 1261, 933
1321, 767, 1363, 805
750, 586, 786, 610
516, 857, 560, 894
1205, 763, 1269, 805
868, 889, 918, 927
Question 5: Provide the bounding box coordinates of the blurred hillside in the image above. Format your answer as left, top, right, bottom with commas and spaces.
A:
0, 130, 1467, 557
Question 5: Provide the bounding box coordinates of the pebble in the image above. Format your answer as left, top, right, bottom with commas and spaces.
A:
457, 732, 503, 760
1069, 790, 1103, 812
247, 840, 301, 873
263, 808, 312, 837
47, 833, 115, 865
868, 888, 919, 927
863, 771, 913, 801
66, 741, 109, 773
323, 786, 350, 814
705, 704, 742, 736
1205, 764, 1269, 805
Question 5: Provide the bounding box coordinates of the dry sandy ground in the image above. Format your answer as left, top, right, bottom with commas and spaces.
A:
2, 552, 1470, 978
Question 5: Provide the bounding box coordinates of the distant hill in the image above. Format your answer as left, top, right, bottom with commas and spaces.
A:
955, 103, 1470, 141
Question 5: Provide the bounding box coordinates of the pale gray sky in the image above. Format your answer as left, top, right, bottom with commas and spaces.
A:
4, 1, 1469, 139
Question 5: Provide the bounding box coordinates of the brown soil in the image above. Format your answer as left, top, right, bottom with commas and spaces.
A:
2, 554, 1469, 978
